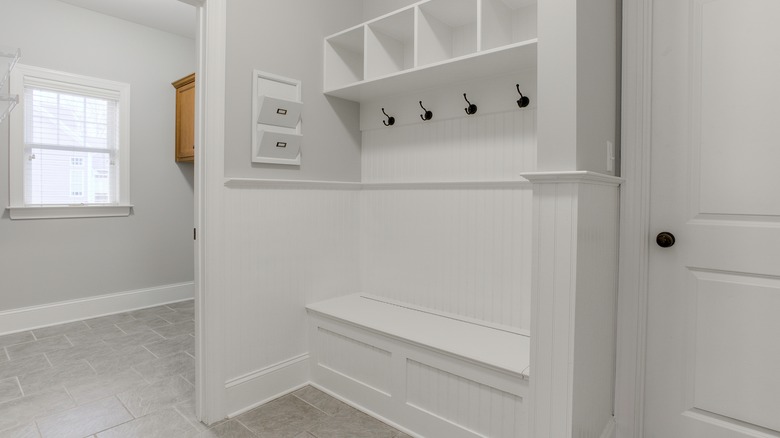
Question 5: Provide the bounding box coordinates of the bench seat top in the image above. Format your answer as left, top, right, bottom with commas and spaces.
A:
306, 294, 530, 378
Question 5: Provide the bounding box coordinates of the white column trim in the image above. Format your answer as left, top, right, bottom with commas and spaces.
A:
615, 0, 653, 437
195, 0, 227, 425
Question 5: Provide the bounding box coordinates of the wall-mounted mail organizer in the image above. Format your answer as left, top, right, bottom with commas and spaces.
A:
252, 70, 303, 166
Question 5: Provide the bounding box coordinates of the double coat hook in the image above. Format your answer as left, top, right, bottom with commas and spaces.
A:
382, 108, 395, 126
463, 94, 477, 115
419, 101, 433, 121
516, 84, 530, 108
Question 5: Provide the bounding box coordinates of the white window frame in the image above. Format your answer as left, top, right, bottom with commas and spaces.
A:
8, 64, 132, 220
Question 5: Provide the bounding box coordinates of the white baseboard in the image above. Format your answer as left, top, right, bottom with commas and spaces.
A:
225, 354, 311, 418
600, 417, 617, 438
0, 282, 194, 335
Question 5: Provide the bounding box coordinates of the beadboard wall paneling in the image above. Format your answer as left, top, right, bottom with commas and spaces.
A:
222, 186, 360, 381
360, 186, 533, 331
361, 110, 537, 182
406, 359, 527, 438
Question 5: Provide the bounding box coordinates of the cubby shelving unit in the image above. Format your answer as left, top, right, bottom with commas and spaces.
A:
323, 0, 537, 103
0, 46, 21, 124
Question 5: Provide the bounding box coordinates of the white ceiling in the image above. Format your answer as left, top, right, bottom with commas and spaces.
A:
57, 0, 196, 39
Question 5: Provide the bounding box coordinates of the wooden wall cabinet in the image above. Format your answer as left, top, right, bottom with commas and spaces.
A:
172, 73, 195, 162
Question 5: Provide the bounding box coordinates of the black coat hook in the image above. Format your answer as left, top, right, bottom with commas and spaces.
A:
463, 93, 477, 115
382, 108, 395, 126
516, 84, 530, 108
419, 101, 433, 121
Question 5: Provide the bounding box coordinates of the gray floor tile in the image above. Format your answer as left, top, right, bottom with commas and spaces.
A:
393, 432, 413, 438
65, 326, 127, 347
0, 332, 34, 349
143, 335, 194, 358
293, 386, 352, 416
308, 407, 397, 438
158, 311, 193, 325
236, 395, 327, 438
117, 375, 194, 418
6, 336, 71, 361
87, 345, 156, 376
196, 420, 255, 438
103, 331, 164, 352
165, 301, 194, 311
18, 360, 95, 396
44, 343, 114, 367
0, 349, 8, 364
0, 355, 51, 381
115, 318, 171, 335
132, 351, 194, 382
31, 322, 90, 341
127, 306, 177, 320
181, 367, 196, 386
152, 321, 194, 339
172, 399, 210, 433
64, 369, 146, 405
0, 387, 74, 432
36, 396, 132, 438
96, 408, 196, 438
0, 423, 40, 438
83, 314, 135, 329
0, 378, 22, 404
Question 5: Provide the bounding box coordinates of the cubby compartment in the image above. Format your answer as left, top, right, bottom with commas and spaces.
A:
481, 0, 538, 51
324, 27, 364, 91
365, 7, 415, 80
417, 0, 478, 66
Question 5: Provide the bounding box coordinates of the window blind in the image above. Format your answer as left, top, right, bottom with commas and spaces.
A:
23, 85, 120, 206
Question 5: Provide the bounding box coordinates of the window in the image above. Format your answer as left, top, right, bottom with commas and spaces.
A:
9, 65, 131, 219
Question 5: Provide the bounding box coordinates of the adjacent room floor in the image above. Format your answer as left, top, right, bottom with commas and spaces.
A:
0, 300, 410, 438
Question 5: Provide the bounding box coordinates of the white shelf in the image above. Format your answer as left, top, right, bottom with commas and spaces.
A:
323, 0, 537, 103
0, 94, 19, 124
0, 47, 21, 124
0, 46, 21, 90
324, 39, 536, 102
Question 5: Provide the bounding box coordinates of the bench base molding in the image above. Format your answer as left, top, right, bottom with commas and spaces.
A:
307, 312, 529, 438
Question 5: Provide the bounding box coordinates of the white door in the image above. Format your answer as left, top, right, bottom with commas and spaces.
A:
644, 0, 780, 437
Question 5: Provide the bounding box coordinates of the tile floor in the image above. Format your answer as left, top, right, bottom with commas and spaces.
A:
0, 300, 411, 438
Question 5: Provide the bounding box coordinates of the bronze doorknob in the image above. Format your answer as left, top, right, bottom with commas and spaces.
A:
656, 232, 675, 248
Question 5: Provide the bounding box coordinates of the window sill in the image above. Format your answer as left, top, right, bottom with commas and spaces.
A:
7, 205, 133, 220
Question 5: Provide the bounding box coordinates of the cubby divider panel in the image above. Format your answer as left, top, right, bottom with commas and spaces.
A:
481, 0, 537, 51
417, 0, 478, 67
365, 8, 415, 80
324, 27, 365, 91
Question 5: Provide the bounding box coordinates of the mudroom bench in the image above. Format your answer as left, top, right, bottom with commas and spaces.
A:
306, 294, 530, 438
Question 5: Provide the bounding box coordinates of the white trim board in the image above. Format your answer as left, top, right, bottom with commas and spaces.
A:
0, 282, 194, 335
225, 354, 311, 418
615, 0, 653, 437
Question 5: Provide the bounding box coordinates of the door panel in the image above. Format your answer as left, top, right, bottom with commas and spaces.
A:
694, 0, 780, 217
690, 269, 780, 432
645, 0, 780, 436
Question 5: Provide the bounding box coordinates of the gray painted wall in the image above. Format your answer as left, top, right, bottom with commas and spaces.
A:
224, 0, 363, 181
0, 0, 196, 310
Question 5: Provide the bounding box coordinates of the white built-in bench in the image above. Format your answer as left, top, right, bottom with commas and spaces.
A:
306, 294, 530, 438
